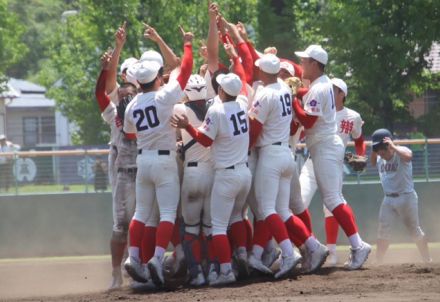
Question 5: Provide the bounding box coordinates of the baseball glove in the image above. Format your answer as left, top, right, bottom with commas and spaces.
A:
344, 152, 368, 172
284, 77, 302, 95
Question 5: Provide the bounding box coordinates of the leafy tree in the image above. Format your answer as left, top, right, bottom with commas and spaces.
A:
0, 0, 27, 90
295, 0, 440, 135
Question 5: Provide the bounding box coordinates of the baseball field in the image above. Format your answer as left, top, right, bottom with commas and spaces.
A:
1, 244, 439, 302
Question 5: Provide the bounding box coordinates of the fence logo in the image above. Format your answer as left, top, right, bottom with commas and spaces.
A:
77, 157, 95, 181
13, 158, 37, 182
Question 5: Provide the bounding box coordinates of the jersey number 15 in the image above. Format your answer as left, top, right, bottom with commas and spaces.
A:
230, 111, 248, 136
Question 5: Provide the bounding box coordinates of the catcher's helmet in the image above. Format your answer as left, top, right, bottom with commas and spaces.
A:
372, 128, 392, 151
184, 74, 207, 101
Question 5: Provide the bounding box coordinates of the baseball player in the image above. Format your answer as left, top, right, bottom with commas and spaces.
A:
293, 45, 370, 270
123, 26, 193, 287
370, 129, 432, 264
172, 70, 251, 286
95, 52, 138, 290
173, 74, 214, 286
297, 78, 366, 265
248, 53, 328, 278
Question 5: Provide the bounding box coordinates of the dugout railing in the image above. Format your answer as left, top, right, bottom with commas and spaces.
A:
1, 138, 440, 195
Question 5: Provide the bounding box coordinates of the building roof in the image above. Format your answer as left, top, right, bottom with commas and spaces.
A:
426, 42, 440, 73
8, 78, 46, 94
3, 78, 55, 108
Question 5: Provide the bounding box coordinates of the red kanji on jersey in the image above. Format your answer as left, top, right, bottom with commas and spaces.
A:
340, 120, 353, 134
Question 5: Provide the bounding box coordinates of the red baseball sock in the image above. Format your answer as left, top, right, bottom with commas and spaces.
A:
244, 218, 253, 251
129, 219, 145, 248
141, 226, 156, 263
331, 204, 358, 237
284, 215, 311, 247
207, 235, 216, 262
325, 216, 339, 244
170, 218, 181, 247
156, 221, 175, 249
229, 220, 248, 249
184, 233, 202, 263
252, 220, 271, 248
265, 214, 289, 244
213, 234, 231, 264
296, 209, 313, 233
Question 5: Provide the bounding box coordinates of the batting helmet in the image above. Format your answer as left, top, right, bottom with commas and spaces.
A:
372, 128, 392, 152
184, 74, 207, 101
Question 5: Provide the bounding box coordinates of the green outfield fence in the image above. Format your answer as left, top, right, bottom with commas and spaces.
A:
0, 138, 440, 195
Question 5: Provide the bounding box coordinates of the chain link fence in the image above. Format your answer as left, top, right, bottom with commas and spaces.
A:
1, 139, 440, 195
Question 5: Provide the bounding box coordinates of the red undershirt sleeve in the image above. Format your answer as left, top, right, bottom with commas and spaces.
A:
292, 97, 318, 129
354, 135, 366, 156
185, 124, 213, 147
290, 120, 300, 136
176, 44, 193, 90
296, 87, 309, 99
95, 70, 111, 112
232, 56, 247, 96
236, 42, 253, 85
249, 118, 263, 148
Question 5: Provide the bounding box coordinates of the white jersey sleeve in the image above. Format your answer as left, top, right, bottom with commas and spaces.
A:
351, 112, 363, 139
199, 106, 219, 141
156, 80, 185, 107
101, 102, 116, 125
303, 87, 323, 117
109, 85, 119, 105
123, 100, 137, 134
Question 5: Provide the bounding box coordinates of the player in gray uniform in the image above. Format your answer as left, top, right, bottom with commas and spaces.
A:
96, 51, 138, 290
371, 128, 432, 264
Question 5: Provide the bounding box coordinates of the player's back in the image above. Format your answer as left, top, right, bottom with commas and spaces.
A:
336, 107, 363, 147
251, 80, 293, 147
303, 75, 337, 147
200, 96, 249, 169
125, 81, 184, 151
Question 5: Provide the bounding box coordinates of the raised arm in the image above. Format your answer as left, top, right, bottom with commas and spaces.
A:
144, 23, 180, 69
224, 41, 247, 96
96, 52, 112, 112
207, 2, 220, 74
227, 22, 253, 85
106, 22, 126, 94
176, 26, 194, 90
384, 137, 412, 162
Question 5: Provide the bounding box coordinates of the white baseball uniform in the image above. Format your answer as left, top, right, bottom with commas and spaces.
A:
124, 80, 184, 226
174, 103, 214, 236
198, 96, 252, 236
376, 147, 424, 240
250, 79, 295, 222
299, 107, 363, 216
301, 75, 346, 212
101, 98, 137, 237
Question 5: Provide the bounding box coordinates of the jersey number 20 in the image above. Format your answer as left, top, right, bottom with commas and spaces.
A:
133, 106, 160, 131
230, 111, 248, 136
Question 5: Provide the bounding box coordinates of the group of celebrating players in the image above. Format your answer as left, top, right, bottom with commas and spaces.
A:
95, 2, 431, 292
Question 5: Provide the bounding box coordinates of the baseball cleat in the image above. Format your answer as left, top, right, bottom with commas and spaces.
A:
233, 251, 250, 279
327, 250, 338, 267
248, 253, 273, 275
108, 268, 123, 291
164, 253, 186, 277
124, 256, 148, 283
130, 279, 156, 291
262, 247, 281, 269
207, 263, 219, 284
274, 250, 302, 279
189, 268, 206, 287
344, 241, 371, 270
304, 243, 329, 273
209, 270, 236, 286
147, 256, 165, 286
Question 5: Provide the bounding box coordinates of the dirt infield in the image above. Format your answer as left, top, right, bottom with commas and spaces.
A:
1, 245, 440, 302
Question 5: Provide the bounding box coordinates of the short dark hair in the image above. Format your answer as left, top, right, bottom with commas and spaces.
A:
317, 61, 325, 71
121, 82, 137, 91
211, 68, 229, 95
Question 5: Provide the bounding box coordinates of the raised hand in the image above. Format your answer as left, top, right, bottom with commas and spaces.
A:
115, 21, 127, 47
236, 22, 249, 41
179, 25, 194, 44
208, 1, 219, 19
143, 23, 161, 43
223, 41, 238, 59
171, 114, 189, 129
